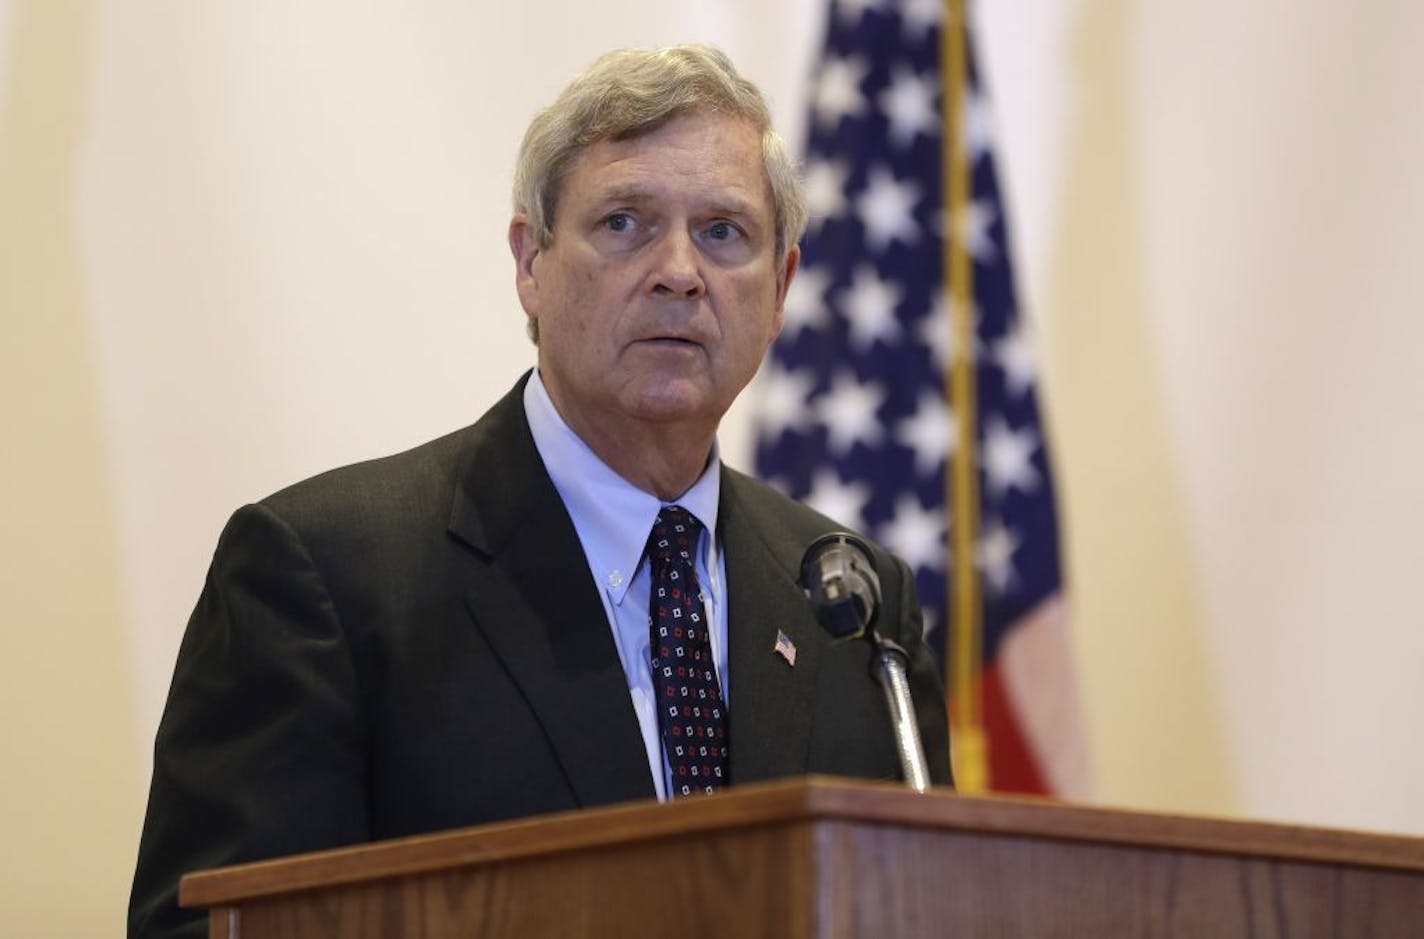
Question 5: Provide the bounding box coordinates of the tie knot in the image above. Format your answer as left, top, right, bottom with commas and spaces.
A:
649, 505, 703, 566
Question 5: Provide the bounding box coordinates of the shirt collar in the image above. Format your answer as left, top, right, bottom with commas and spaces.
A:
523, 369, 722, 605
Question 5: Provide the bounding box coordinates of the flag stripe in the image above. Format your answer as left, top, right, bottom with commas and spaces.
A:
981, 657, 1049, 793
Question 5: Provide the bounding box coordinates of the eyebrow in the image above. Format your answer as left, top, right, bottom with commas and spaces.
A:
592, 185, 761, 220
593, 186, 652, 207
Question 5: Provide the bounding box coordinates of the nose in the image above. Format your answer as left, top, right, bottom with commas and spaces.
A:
647, 229, 706, 299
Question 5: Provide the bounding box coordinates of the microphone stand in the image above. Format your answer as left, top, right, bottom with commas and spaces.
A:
800, 532, 933, 793
871, 638, 931, 792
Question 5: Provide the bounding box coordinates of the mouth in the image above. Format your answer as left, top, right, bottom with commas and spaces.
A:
635, 336, 702, 349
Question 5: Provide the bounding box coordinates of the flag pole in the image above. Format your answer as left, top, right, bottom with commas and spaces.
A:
943, 0, 989, 793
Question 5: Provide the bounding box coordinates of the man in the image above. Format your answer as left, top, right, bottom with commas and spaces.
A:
129, 44, 952, 938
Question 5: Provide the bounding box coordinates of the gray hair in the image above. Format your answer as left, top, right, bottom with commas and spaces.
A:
513, 44, 806, 262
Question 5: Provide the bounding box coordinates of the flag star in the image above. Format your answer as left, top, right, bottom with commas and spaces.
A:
900, 0, 943, 32
880, 66, 940, 148
877, 494, 946, 576
803, 158, 851, 227
954, 198, 997, 262
917, 292, 956, 372
816, 372, 886, 453
981, 417, 1040, 495
837, 0, 888, 27
991, 323, 1038, 398
781, 266, 831, 337
964, 91, 995, 159
895, 392, 956, 476
856, 166, 921, 251
919, 292, 986, 372
976, 521, 1020, 595
755, 361, 816, 437
804, 469, 871, 532
813, 55, 869, 130
842, 265, 903, 351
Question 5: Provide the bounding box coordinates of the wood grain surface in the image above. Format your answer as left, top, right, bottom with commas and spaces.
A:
181, 777, 1424, 938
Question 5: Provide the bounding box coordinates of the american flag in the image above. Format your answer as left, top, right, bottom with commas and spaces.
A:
774, 629, 798, 667
754, 0, 1088, 796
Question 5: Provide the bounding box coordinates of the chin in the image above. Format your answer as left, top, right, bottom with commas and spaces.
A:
620, 381, 720, 426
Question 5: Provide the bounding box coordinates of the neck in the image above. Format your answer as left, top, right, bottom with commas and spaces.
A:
580, 422, 714, 501
541, 386, 717, 501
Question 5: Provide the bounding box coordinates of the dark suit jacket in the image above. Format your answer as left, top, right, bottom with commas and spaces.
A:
129, 375, 952, 938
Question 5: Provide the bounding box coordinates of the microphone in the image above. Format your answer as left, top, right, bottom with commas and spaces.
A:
800, 532, 882, 640
800, 533, 932, 792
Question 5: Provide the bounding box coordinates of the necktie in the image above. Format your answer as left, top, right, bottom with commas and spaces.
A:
647, 505, 728, 796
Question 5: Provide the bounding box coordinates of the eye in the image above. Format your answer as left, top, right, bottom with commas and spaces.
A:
706, 220, 740, 241
604, 212, 634, 233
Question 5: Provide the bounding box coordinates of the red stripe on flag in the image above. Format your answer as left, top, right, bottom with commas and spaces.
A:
981, 657, 1049, 795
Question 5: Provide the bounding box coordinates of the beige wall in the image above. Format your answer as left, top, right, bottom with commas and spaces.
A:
2, 2, 143, 935
3, 1, 1423, 934
997, 0, 1424, 830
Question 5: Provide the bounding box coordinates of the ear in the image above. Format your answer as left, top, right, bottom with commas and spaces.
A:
508, 215, 542, 318
768, 244, 801, 339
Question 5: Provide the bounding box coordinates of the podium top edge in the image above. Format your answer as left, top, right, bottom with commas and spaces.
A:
180, 776, 1424, 908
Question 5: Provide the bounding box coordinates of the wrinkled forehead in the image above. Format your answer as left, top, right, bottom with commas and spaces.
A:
559, 112, 774, 213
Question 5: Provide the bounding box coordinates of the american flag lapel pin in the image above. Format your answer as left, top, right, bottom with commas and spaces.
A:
773, 630, 797, 667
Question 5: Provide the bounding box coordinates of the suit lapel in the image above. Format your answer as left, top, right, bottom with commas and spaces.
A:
720, 470, 828, 784
447, 378, 654, 808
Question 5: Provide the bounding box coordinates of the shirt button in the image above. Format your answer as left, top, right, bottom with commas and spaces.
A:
608, 570, 624, 588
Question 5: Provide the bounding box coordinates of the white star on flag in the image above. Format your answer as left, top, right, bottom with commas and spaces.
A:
814, 55, 869, 130
856, 166, 921, 251
917, 292, 957, 372
981, 417, 1040, 496
816, 372, 886, 453
843, 265, 904, 351
901, 0, 943, 32
976, 521, 1021, 596
755, 361, 816, 436
964, 91, 995, 158
880, 66, 940, 147
803, 158, 851, 229
804, 469, 871, 533
879, 494, 947, 576
992, 323, 1038, 399
781, 266, 832, 338
895, 392, 957, 476
836, 0, 888, 27
953, 198, 997, 262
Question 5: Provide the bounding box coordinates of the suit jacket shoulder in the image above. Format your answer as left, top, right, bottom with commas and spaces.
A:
130, 378, 650, 939
255, 376, 537, 559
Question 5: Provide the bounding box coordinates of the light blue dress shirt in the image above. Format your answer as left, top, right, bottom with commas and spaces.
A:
523, 370, 728, 801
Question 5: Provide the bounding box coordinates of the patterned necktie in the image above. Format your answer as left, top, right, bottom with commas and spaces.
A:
647, 505, 728, 796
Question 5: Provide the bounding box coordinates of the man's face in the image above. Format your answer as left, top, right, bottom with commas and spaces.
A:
510, 111, 799, 441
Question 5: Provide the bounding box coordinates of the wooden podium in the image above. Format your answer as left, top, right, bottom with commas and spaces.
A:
181, 777, 1424, 937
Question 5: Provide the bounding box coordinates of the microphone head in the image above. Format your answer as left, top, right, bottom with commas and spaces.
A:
800, 532, 882, 640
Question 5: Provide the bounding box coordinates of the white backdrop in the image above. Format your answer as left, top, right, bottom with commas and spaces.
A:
4, 1, 1424, 934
